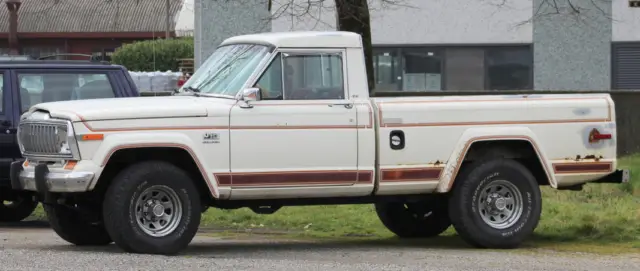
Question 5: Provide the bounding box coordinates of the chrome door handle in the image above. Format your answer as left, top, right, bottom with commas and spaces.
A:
328, 103, 353, 109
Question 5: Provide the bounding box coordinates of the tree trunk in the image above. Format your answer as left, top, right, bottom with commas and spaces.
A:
335, 0, 375, 94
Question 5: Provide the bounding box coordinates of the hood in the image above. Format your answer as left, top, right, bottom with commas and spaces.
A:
27, 96, 222, 122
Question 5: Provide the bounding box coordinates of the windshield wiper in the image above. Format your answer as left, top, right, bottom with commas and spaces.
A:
179, 86, 201, 97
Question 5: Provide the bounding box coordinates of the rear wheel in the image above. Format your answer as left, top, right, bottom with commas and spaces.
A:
375, 198, 451, 238
103, 161, 202, 255
0, 191, 39, 222
449, 158, 542, 249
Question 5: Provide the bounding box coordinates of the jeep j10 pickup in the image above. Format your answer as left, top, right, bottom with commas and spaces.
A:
9, 31, 629, 255
0, 60, 140, 222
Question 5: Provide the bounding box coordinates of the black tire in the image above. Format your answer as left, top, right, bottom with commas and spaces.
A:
449, 158, 542, 249
0, 193, 38, 222
375, 198, 451, 238
44, 204, 113, 246
103, 161, 202, 255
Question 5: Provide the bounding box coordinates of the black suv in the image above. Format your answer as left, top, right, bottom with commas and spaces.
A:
0, 60, 140, 222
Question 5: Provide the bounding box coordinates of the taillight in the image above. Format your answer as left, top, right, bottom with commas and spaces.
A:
588, 128, 612, 143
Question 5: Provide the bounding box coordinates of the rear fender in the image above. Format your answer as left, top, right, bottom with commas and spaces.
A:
436, 126, 556, 193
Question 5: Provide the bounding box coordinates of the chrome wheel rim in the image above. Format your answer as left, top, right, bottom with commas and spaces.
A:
134, 185, 183, 237
477, 180, 523, 229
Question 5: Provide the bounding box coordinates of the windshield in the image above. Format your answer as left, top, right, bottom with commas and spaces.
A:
180, 44, 272, 97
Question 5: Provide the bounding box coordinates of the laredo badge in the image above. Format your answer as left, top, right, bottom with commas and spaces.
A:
202, 132, 220, 144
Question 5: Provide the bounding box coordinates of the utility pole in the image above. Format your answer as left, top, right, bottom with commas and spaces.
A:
5, 0, 22, 55
165, 0, 171, 39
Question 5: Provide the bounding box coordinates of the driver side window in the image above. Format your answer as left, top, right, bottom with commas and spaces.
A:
254, 51, 345, 101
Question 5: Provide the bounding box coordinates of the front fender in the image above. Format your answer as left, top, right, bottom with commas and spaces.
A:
436, 126, 556, 193
86, 132, 220, 198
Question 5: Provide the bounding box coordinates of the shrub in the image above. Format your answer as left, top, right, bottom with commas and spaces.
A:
111, 37, 194, 72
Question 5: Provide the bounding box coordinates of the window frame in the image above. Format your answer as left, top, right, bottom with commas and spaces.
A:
249, 48, 349, 101
13, 68, 122, 112
0, 69, 8, 117
253, 52, 284, 100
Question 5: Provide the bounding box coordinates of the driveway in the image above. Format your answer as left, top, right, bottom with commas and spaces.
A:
1, 223, 639, 271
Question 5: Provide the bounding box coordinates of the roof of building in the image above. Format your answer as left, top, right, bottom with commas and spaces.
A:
0, 0, 185, 33
221, 31, 364, 48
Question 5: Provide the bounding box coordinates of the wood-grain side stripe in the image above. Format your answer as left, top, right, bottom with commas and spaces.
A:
214, 170, 374, 187
552, 162, 613, 174
380, 167, 443, 182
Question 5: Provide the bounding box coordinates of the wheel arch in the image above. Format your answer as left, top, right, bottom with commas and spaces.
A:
91, 143, 219, 201
437, 130, 556, 193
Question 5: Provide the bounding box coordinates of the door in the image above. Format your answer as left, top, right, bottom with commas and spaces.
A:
0, 69, 17, 186
228, 49, 359, 196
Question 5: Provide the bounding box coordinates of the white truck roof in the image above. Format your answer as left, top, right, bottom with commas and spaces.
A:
220, 31, 363, 48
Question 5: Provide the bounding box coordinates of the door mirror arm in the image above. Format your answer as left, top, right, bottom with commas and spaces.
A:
239, 87, 261, 108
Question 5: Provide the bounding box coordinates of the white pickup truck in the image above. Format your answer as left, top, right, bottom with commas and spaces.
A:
10, 31, 629, 255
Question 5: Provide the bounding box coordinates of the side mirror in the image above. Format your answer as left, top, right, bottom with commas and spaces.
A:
239, 87, 261, 108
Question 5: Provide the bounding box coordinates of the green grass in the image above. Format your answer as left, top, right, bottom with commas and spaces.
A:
28, 155, 640, 254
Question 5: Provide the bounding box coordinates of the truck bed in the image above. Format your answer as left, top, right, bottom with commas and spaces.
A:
371, 93, 615, 194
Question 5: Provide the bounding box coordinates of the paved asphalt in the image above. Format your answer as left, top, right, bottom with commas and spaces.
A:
1, 222, 639, 271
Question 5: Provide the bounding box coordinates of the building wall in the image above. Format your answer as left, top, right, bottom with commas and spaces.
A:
193, 0, 627, 91
194, 0, 271, 68
613, 0, 640, 42
532, 0, 612, 91
270, 0, 533, 44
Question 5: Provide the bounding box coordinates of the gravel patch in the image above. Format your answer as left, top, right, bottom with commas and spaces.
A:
1, 228, 639, 271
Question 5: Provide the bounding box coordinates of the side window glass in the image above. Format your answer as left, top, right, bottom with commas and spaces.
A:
254, 53, 283, 100
0, 74, 4, 114
17, 72, 115, 113
282, 53, 345, 100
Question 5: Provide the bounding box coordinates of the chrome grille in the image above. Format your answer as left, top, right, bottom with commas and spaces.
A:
18, 122, 69, 157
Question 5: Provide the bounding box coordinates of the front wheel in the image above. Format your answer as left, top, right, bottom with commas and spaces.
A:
449, 158, 542, 249
103, 161, 202, 255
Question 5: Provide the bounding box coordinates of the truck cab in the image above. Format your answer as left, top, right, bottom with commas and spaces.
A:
0, 60, 139, 222
8, 31, 629, 255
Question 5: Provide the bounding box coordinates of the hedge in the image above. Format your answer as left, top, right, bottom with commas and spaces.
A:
111, 38, 194, 72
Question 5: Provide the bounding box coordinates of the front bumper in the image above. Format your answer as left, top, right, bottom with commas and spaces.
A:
9, 161, 95, 193
591, 169, 631, 184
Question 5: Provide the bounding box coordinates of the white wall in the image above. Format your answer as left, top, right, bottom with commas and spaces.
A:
175, 0, 195, 36
270, 0, 533, 44
612, 0, 640, 41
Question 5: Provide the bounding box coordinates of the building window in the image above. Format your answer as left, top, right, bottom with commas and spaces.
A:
402, 48, 442, 91
21, 47, 64, 60
373, 49, 400, 91
486, 47, 532, 90
444, 48, 485, 91
92, 48, 116, 62
371, 45, 533, 92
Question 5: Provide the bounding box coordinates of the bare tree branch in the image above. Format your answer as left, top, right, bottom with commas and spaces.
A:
509, 0, 614, 28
